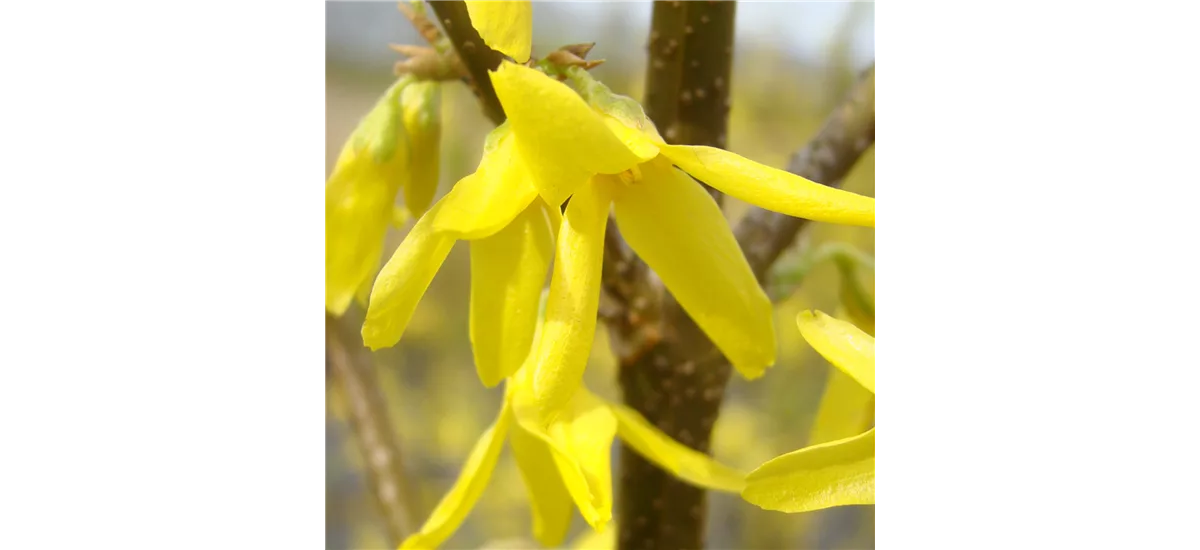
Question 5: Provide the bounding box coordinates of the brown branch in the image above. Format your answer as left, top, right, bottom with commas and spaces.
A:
614, 3, 737, 550
426, 0, 507, 124
642, 1, 688, 140
327, 313, 420, 545
612, 61, 875, 550
737, 65, 875, 281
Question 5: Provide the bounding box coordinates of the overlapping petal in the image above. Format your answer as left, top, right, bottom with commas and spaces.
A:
742, 428, 875, 513
490, 62, 652, 206
797, 310, 875, 393
361, 200, 456, 350
613, 157, 775, 379
432, 124, 538, 240
509, 417, 574, 547
807, 308, 875, 445
464, 0, 532, 62
399, 80, 441, 217
469, 200, 557, 387
326, 150, 399, 315
807, 365, 875, 446
609, 403, 747, 493
325, 78, 410, 315
658, 143, 876, 227
512, 375, 617, 529
400, 400, 512, 549
528, 178, 614, 422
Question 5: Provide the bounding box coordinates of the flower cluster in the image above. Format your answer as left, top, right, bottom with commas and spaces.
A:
324, 1, 877, 547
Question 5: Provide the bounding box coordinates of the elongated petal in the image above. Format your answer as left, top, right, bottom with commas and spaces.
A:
509, 410, 574, 547
325, 79, 412, 315
613, 158, 775, 378
400, 80, 441, 217
400, 401, 512, 549
361, 202, 456, 349
432, 125, 538, 240
464, 1, 532, 62
609, 403, 746, 493
797, 310, 875, 394
325, 151, 398, 316
659, 144, 875, 227
490, 62, 651, 206
529, 179, 612, 422
513, 386, 617, 530
742, 428, 875, 513
470, 201, 556, 387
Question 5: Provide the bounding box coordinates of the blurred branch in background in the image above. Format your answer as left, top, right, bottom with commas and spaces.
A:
326, 313, 420, 546
737, 64, 875, 282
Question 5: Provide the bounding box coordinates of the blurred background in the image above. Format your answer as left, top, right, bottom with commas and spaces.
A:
327, 2, 875, 548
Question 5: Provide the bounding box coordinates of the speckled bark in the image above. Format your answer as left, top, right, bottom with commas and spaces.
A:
615, 3, 737, 549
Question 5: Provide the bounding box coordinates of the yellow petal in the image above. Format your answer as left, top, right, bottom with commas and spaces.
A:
509, 409, 574, 547
797, 310, 875, 394
742, 428, 875, 513
807, 365, 875, 446
569, 523, 615, 550
523, 389, 617, 530
400, 401, 512, 549
400, 80, 441, 217
464, 0, 532, 63
658, 144, 875, 227
604, 117, 661, 160
432, 125, 537, 240
609, 403, 747, 493
348, 76, 411, 166
325, 150, 398, 316
807, 308, 875, 445
490, 62, 651, 206
613, 158, 775, 379
469, 200, 556, 387
529, 178, 613, 422
325, 79, 412, 315
361, 202, 456, 350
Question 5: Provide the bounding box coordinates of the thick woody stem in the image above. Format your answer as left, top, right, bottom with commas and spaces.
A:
327, 313, 421, 545
615, 3, 737, 550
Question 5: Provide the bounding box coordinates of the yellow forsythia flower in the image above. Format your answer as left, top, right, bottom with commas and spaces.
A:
361, 59, 874, 420
325, 76, 441, 316
741, 310, 876, 513
399, 355, 744, 549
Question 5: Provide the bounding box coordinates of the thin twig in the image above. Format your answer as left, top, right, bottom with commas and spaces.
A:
426, 1, 507, 124
327, 313, 421, 545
